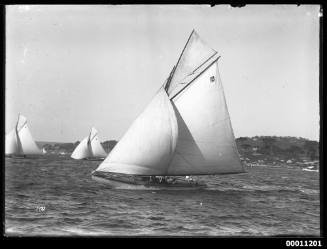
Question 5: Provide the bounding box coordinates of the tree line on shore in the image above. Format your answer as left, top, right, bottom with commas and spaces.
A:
39, 136, 319, 163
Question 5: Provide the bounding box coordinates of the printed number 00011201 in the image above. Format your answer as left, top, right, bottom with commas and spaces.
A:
286, 240, 322, 247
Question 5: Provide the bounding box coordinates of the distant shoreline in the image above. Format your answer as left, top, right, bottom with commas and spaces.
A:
36, 135, 319, 145
35, 136, 319, 171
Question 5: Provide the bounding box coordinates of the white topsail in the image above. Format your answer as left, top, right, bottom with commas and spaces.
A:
5, 114, 42, 156
95, 30, 244, 176
71, 127, 107, 159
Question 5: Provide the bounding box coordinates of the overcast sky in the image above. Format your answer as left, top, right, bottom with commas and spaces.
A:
6, 5, 321, 142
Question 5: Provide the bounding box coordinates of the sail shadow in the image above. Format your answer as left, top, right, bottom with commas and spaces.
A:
15, 129, 24, 155
170, 101, 206, 167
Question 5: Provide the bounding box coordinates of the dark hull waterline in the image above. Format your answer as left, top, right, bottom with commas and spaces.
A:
70, 157, 105, 161
5, 154, 42, 159
91, 172, 207, 190
84, 158, 105, 161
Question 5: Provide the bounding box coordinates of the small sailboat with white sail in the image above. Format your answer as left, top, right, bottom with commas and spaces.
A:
71, 127, 108, 160
92, 30, 245, 189
5, 114, 42, 158
302, 165, 319, 172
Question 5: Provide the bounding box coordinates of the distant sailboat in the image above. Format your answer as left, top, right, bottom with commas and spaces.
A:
5, 114, 42, 157
302, 165, 319, 172
302, 168, 319, 172
92, 30, 245, 189
71, 127, 108, 160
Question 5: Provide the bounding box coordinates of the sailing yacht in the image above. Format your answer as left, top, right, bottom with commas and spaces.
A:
5, 114, 42, 157
71, 127, 108, 160
92, 30, 245, 189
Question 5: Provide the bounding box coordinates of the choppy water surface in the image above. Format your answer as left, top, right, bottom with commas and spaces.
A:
5, 156, 320, 236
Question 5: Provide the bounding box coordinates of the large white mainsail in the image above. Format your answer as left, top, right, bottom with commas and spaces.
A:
71, 127, 107, 159
166, 61, 243, 175
95, 30, 244, 176
5, 114, 42, 156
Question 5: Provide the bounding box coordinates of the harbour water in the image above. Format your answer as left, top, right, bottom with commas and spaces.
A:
5, 156, 320, 236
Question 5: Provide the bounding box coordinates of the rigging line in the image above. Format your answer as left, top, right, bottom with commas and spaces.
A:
89, 133, 97, 142
175, 53, 219, 85
173, 30, 217, 77
89, 127, 99, 143
16, 114, 26, 132
172, 30, 195, 78
170, 58, 220, 101
164, 65, 177, 92
16, 121, 27, 133
189, 51, 218, 76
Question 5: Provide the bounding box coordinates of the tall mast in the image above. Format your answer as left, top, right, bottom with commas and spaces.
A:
164, 30, 195, 92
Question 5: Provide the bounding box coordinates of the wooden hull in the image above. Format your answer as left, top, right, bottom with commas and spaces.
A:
91, 172, 207, 190
84, 158, 105, 161
71, 157, 105, 161
5, 154, 41, 159
5, 155, 25, 159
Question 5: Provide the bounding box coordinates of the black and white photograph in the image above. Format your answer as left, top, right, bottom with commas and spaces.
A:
4, 5, 321, 237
